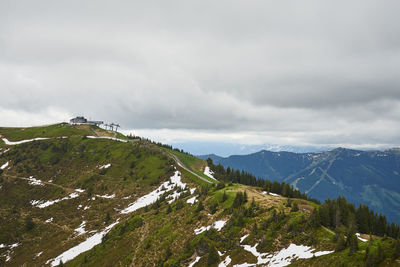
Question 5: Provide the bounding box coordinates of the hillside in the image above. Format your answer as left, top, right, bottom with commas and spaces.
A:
0, 124, 399, 266
199, 148, 400, 223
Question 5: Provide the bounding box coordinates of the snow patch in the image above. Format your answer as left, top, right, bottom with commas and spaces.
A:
36, 251, 43, 258
1, 161, 9, 170
87, 136, 128, 143
237, 243, 334, 266
24, 176, 44, 186
47, 220, 119, 266
186, 196, 198, 205
96, 193, 115, 199
190, 188, 196, 194
194, 220, 227, 235
240, 234, 249, 243
2, 137, 49, 145
1, 243, 20, 263
99, 163, 111, 169
45, 217, 54, 223
204, 166, 218, 181
219, 255, 232, 267
121, 171, 185, 214
356, 233, 368, 242
188, 256, 201, 267
74, 221, 87, 236
31, 192, 81, 208
83, 206, 90, 211
261, 191, 280, 197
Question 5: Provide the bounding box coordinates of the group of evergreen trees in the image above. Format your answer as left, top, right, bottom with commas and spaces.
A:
310, 197, 400, 239
206, 158, 400, 239
206, 158, 319, 203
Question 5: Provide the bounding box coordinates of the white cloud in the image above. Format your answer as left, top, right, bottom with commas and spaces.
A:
1, 0, 400, 148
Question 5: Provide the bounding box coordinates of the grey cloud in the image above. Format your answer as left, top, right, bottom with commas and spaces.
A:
0, 0, 400, 148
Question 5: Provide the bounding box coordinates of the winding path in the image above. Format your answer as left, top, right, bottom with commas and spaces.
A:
166, 152, 215, 184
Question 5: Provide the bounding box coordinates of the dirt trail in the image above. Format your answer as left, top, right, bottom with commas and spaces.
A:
3, 174, 77, 193
166, 152, 214, 184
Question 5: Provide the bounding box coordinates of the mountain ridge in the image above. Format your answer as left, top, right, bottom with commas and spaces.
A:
1, 124, 400, 266
199, 148, 400, 223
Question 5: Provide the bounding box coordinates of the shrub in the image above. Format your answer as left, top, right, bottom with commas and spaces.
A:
25, 216, 35, 231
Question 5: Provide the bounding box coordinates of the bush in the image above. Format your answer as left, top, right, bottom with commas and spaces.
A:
207, 246, 220, 266
175, 200, 184, 210
216, 182, 225, 190
196, 201, 204, 212
25, 216, 35, 231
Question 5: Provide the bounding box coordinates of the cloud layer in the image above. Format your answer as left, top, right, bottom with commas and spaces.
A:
1, 0, 400, 147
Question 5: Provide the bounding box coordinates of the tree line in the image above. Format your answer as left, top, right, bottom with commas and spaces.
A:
207, 158, 400, 239
206, 158, 320, 203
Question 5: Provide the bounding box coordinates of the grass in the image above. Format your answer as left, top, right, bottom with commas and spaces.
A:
161, 147, 218, 184
0, 123, 120, 142
0, 135, 176, 266
1, 125, 399, 266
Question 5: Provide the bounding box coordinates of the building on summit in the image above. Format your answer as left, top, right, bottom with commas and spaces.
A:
69, 116, 103, 126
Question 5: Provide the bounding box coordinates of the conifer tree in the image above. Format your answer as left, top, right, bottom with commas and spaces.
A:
207, 246, 220, 266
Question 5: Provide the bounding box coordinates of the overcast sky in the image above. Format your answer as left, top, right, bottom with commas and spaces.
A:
1, 0, 400, 149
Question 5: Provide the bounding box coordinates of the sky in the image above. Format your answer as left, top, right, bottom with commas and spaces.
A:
1, 0, 400, 154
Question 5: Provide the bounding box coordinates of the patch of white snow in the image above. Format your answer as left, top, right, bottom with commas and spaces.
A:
96, 193, 115, 199
1, 161, 9, 170
356, 233, 368, 242
219, 255, 232, 267
99, 163, 111, 169
237, 243, 334, 266
186, 196, 198, 205
240, 234, 249, 243
31, 192, 81, 208
2, 137, 49, 145
194, 220, 227, 235
87, 136, 128, 143
24, 176, 44, 186
74, 221, 87, 236
47, 220, 119, 266
188, 256, 201, 267
204, 166, 218, 181
121, 171, 185, 214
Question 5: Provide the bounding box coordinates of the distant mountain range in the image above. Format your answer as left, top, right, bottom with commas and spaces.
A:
199, 148, 400, 223
171, 141, 333, 157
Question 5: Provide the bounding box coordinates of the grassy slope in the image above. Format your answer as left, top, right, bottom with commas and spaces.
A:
162, 147, 217, 184
0, 123, 120, 142
66, 182, 400, 267
0, 131, 177, 266
0, 125, 399, 266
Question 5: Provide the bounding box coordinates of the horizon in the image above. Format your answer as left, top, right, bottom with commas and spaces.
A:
2, 120, 398, 156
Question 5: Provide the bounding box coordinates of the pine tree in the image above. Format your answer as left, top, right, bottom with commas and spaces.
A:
196, 201, 204, 212
335, 233, 346, 252
222, 191, 227, 202
393, 239, 400, 260
166, 205, 172, 214
25, 216, 35, 231
207, 246, 220, 266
